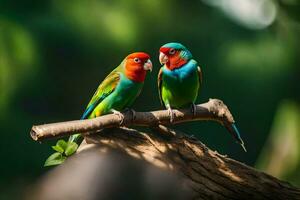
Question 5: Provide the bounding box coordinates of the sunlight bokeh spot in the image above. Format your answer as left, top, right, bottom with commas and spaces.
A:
203, 0, 277, 29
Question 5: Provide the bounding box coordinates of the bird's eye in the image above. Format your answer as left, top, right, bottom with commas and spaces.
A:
169, 49, 176, 55
134, 58, 141, 63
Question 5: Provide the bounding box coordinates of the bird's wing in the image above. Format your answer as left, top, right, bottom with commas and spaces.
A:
157, 67, 165, 107
197, 66, 203, 85
81, 71, 120, 119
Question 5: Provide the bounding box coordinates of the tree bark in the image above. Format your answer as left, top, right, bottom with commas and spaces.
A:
74, 127, 300, 200
30, 99, 236, 141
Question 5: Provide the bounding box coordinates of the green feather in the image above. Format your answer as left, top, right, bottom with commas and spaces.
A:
158, 59, 201, 108
46, 61, 145, 167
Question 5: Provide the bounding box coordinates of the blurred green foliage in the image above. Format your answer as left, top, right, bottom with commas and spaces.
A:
0, 19, 38, 113
0, 0, 300, 198
256, 100, 300, 186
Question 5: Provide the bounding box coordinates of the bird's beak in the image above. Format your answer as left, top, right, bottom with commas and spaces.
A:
143, 59, 153, 72
159, 52, 168, 65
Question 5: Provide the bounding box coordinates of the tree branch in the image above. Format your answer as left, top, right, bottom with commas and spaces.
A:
30, 98, 235, 141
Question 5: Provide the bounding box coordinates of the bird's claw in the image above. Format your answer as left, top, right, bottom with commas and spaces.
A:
191, 103, 197, 117
111, 109, 124, 125
124, 108, 136, 121
168, 107, 175, 123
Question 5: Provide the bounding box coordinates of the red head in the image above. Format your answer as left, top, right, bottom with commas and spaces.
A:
124, 52, 152, 82
159, 42, 193, 70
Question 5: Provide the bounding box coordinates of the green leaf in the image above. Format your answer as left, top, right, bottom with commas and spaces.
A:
44, 152, 66, 167
46, 152, 62, 160
52, 145, 64, 153
65, 142, 78, 156
44, 157, 66, 167
57, 139, 68, 150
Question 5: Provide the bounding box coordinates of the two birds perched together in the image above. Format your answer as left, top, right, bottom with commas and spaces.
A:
46, 42, 246, 166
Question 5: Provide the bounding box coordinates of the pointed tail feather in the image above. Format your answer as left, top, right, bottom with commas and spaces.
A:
225, 123, 247, 152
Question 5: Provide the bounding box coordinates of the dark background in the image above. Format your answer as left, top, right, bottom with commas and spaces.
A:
1, 0, 300, 199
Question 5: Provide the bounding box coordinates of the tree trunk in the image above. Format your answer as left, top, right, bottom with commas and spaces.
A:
81, 127, 300, 200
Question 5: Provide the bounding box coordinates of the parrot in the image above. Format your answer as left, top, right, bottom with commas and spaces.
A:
157, 42, 246, 152
45, 52, 153, 166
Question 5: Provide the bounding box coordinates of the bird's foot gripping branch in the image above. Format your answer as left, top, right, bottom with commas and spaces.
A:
31, 98, 246, 166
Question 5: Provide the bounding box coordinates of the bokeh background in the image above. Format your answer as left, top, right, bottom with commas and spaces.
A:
1, 0, 300, 199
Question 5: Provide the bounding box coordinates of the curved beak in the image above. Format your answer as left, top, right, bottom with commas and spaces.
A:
143, 59, 153, 72
159, 52, 168, 65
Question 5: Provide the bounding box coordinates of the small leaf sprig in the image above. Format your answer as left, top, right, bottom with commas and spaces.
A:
44, 139, 78, 167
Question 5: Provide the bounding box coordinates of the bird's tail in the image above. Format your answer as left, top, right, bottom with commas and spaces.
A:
225, 123, 247, 152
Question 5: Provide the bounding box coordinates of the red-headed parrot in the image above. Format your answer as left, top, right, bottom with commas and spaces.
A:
45, 52, 153, 166
158, 42, 246, 152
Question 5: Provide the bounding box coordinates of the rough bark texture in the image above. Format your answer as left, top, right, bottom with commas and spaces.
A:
74, 127, 300, 200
